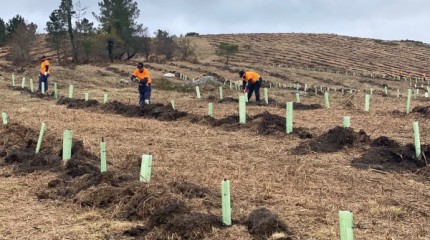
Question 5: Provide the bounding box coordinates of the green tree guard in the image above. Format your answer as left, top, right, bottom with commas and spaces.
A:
68, 84, 74, 98
324, 92, 330, 108
208, 103, 213, 117
2, 112, 8, 125
264, 87, 268, 104
35, 122, 46, 154
406, 89, 412, 114
339, 211, 354, 240
140, 154, 153, 182
286, 102, 293, 134
54, 83, 58, 99
221, 179, 231, 226
413, 122, 421, 158
62, 129, 72, 161
195, 86, 201, 99
365, 94, 370, 112
100, 138, 107, 173
239, 95, 246, 124
343, 116, 350, 128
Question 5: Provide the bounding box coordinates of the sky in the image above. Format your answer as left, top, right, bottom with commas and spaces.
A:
0, 0, 429, 43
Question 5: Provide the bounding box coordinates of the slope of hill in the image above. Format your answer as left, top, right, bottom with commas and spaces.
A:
1, 33, 430, 239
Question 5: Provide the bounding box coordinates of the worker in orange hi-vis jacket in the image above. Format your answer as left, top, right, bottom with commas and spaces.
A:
130, 62, 152, 106
239, 70, 263, 102
38, 55, 50, 93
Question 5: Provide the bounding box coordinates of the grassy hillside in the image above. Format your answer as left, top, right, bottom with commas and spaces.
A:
0, 33, 429, 239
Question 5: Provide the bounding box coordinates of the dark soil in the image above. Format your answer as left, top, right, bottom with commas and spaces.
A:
293, 126, 370, 154
190, 112, 313, 138
101, 100, 187, 121
171, 181, 212, 198
292, 102, 323, 110
412, 106, 430, 116
9, 86, 56, 99
0, 123, 61, 173
218, 97, 238, 103
352, 138, 430, 179
123, 226, 149, 237
244, 208, 292, 240
165, 213, 223, 239
148, 201, 191, 227
371, 136, 400, 148
4, 148, 61, 173
57, 96, 100, 108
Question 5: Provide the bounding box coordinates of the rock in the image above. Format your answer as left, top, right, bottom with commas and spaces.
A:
163, 73, 175, 78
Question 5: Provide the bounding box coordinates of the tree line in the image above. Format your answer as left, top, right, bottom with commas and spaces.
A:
0, 0, 239, 65
0, 0, 201, 64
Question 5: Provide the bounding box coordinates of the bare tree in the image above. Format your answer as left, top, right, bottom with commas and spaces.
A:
176, 36, 196, 61
9, 22, 37, 62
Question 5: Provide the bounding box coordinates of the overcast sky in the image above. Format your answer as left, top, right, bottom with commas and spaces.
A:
1, 0, 429, 42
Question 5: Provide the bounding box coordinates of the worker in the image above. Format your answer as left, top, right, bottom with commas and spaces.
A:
423, 73, 427, 81
130, 62, 152, 106
38, 55, 50, 93
239, 70, 263, 102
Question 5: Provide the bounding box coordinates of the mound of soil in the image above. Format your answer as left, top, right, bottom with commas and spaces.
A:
57, 97, 99, 108
149, 201, 191, 227
371, 136, 400, 148
191, 112, 313, 138
250, 111, 312, 138
352, 141, 429, 177
4, 148, 61, 173
412, 106, 430, 116
165, 213, 223, 239
293, 126, 370, 154
244, 208, 292, 240
101, 101, 187, 121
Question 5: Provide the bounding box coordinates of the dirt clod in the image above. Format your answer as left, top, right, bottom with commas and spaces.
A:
294, 126, 370, 153
244, 208, 291, 240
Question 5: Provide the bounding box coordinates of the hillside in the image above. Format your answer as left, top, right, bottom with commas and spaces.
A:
1, 33, 430, 239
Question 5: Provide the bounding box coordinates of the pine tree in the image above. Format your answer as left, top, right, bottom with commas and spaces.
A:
94, 0, 144, 61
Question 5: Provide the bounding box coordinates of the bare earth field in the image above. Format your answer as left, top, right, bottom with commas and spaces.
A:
1, 33, 430, 240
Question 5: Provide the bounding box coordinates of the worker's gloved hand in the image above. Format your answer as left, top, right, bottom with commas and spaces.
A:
242, 88, 248, 93
43, 72, 48, 76
133, 78, 140, 83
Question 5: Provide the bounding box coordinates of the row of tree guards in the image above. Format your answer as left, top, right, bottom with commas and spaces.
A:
180, 71, 429, 96
11, 74, 109, 103
11, 73, 427, 115
191, 87, 417, 123
4, 113, 425, 239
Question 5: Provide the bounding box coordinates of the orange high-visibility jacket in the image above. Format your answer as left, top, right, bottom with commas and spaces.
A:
133, 68, 152, 84
242, 71, 261, 84
40, 60, 50, 75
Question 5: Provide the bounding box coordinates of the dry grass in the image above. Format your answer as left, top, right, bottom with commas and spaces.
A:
1, 34, 430, 240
